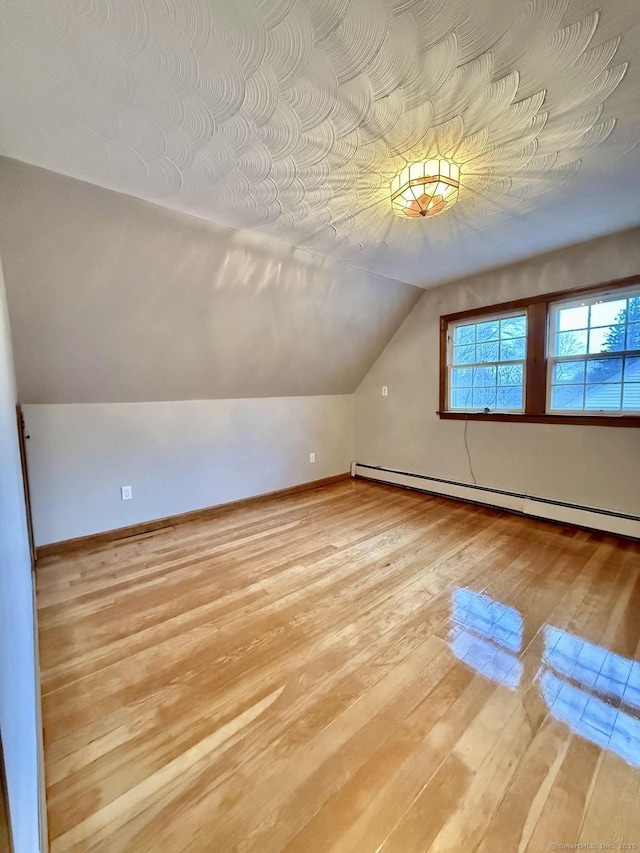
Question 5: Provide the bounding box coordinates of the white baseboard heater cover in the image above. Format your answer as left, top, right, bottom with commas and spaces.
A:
353, 463, 640, 539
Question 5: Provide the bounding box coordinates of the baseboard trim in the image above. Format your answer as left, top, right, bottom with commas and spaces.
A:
36, 473, 351, 559
354, 463, 640, 540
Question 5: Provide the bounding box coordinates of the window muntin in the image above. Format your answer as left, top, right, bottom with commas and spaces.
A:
439, 276, 640, 426
548, 287, 640, 415
448, 312, 527, 412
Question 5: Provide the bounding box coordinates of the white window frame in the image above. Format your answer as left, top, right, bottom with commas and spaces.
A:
447, 309, 528, 414
547, 284, 640, 417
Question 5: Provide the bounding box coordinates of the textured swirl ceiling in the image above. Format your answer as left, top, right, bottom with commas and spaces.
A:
1, 0, 639, 285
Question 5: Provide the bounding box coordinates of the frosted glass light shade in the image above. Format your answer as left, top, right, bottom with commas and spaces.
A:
391, 159, 461, 218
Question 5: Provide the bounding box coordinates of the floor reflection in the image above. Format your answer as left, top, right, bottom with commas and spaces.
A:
542, 625, 640, 766
448, 588, 640, 766
449, 588, 523, 689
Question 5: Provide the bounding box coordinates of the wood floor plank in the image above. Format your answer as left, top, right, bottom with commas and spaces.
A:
36, 479, 640, 852
47, 515, 512, 838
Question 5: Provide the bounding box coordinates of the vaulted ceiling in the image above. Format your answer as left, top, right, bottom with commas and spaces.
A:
1, 0, 639, 286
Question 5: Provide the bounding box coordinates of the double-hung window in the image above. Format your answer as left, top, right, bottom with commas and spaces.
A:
548, 287, 640, 415
448, 312, 527, 412
439, 275, 640, 426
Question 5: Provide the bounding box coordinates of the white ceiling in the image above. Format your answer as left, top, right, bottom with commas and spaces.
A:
1, 0, 639, 287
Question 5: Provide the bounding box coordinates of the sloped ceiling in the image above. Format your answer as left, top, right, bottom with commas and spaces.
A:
0, 158, 421, 403
1, 0, 639, 287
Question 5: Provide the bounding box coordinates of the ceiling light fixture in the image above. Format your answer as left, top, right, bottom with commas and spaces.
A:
390, 158, 461, 219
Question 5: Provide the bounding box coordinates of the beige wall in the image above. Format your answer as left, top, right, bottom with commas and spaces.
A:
0, 257, 42, 852
354, 228, 640, 516
24, 395, 353, 546
0, 158, 421, 404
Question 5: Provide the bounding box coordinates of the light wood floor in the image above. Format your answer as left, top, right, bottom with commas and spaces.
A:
0, 756, 11, 853
37, 479, 640, 852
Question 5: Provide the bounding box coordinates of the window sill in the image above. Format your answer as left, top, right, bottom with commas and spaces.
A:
436, 411, 640, 428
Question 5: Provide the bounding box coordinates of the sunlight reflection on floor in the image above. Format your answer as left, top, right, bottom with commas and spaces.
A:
449, 588, 640, 766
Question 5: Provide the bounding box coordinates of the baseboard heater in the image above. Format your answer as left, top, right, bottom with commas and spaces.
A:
352, 462, 640, 540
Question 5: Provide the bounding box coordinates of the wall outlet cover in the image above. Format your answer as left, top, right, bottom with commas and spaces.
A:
121, 485, 132, 501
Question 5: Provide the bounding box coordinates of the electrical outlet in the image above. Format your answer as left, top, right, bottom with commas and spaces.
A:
382, 385, 388, 396
309, 452, 316, 463
121, 485, 132, 501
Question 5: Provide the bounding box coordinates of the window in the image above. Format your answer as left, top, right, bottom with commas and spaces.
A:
448, 313, 527, 412
548, 288, 640, 414
439, 275, 640, 427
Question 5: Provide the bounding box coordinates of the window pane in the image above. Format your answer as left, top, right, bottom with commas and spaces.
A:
451, 389, 473, 408
500, 316, 526, 338
550, 352, 639, 414
454, 324, 475, 345
477, 341, 499, 363
548, 289, 640, 415
586, 358, 623, 383
500, 337, 526, 360
474, 365, 497, 386
496, 386, 523, 409
554, 330, 587, 356
453, 344, 475, 365
624, 356, 640, 380
557, 305, 588, 331
498, 364, 523, 386
553, 361, 585, 384
472, 387, 497, 408
451, 367, 473, 387
448, 312, 526, 411
476, 320, 500, 342
551, 385, 584, 410
584, 384, 622, 411
627, 323, 640, 350
590, 299, 626, 327
622, 383, 640, 411
588, 325, 625, 354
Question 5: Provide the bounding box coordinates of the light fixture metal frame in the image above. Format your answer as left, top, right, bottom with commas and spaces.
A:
390, 158, 461, 219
